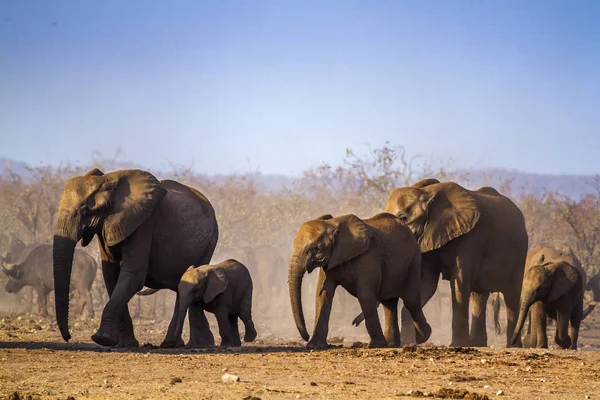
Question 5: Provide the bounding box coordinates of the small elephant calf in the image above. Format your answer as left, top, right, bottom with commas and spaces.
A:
174, 259, 257, 348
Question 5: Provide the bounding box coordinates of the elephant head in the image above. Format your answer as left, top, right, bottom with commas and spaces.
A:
53, 168, 166, 342
511, 260, 578, 346
288, 214, 371, 341
586, 272, 600, 302
174, 266, 229, 340
383, 179, 480, 252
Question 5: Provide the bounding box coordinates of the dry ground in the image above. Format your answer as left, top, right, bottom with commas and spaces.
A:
1, 313, 600, 400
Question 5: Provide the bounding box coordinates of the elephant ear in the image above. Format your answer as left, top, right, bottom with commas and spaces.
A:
548, 261, 579, 303
102, 170, 167, 246
328, 214, 371, 269
203, 268, 228, 303
317, 214, 333, 220
85, 168, 104, 177
412, 178, 440, 189
419, 183, 481, 252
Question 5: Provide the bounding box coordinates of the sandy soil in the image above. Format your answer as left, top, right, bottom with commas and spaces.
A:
1, 312, 600, 400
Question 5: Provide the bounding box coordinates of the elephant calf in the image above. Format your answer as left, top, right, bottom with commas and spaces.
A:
173, 260, 257, 348
511, 247, 586, 350
289, 213, 431, 349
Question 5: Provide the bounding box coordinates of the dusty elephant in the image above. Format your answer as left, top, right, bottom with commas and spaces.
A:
511, 246, 587, 349
289, 213, 431, 349
53, 168, 219, 347
211, 244, 287, 313
2, 244, 97, 317
377, 178, 528, 347
174, 260, 257, 347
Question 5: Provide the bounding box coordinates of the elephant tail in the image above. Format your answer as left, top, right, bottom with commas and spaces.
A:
137, 288, 161, 296
351, 302, 381, 327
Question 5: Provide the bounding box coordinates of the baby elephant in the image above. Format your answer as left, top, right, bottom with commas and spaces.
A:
511, 247, 586, 350
174, 260, 257, 348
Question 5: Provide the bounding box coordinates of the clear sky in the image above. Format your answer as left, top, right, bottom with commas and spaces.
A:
1, 1, 599, 176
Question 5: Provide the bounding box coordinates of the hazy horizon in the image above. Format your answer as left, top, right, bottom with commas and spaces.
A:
2, 1, 599, 176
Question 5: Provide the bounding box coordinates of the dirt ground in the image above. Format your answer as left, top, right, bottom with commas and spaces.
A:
1, 312, 600, 400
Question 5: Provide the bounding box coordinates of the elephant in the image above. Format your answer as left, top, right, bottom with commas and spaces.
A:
511, 246, 586, 349
288, 213, 431, 349
211, 244, 287, 314
173, 260, 257, 347
2, 244, 97, 317
53, 168, 219, 348
371, 178, 528, 347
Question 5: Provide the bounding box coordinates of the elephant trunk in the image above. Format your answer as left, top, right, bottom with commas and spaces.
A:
511, 291, 535, 346
174, 295, 192, 342
53, 234, 77, 342
288, 255, 309, 341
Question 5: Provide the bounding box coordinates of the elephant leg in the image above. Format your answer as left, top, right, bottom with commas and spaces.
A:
554, 307, 571, 349
229, 315, 242, 347
187, 304, 214, 348
450, 275, 472, 347
569, 299, 583, 350
215, 309, 235, 347
93, 260, 139, 348
401, 266, 439, 345
307, 269, 337, 350
240, 287, 257, 342
504, 282, 523, 348
381, 298, 400, 347
469, 291, 489, 347
530, 301, 548, 348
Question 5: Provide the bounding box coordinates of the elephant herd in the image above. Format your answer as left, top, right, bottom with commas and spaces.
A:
3, 168, 599, 351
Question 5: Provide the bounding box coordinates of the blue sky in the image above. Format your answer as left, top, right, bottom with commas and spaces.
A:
1, 1, 599, 176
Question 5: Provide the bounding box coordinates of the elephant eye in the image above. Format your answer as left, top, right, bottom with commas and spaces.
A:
398, 214, 408, 222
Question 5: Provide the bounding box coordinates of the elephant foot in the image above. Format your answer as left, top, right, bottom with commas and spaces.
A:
385, 340, 400, 348
92, 330, 118, 347
450, 337, 471, 348
160, 338, 185, 348
115, 337, 139, 348
368, 336, 388, 349
244, 327, 257, 343
186, 341, 214, 349
415, 322, 432, 345
555, 336, 571, 349
306, 339, 330, 350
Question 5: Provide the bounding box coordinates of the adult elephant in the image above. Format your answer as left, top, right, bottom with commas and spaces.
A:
53, 168, 218, 347
381, 178, 528, 347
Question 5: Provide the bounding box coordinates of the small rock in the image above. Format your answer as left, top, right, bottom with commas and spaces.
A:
584, 395, 591, 399
525, 366, 532, 372
170, 377, 182, 384
222, 368, 228, 372
243, 397, 261, 400
496, 390, 504, 396
481, 359, 488, 364
66, 397, 76, 400
540, 378, 546, 382
310, 382, 317, 386
484, 385, 490, 389
222, 373, 240, 383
